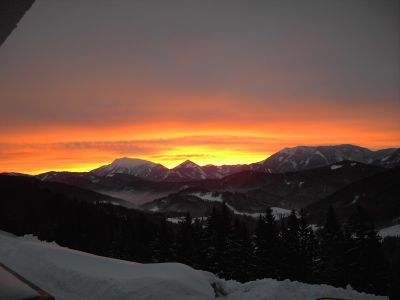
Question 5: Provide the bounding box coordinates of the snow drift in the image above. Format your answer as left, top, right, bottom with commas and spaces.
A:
0, 231, 387, 300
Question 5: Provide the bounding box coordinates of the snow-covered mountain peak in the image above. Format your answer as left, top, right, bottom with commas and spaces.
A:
163, 160, 207, 181
111, 157, 157, 168
175, 160, 200, 169
280, 145, 307, 153
91, 157, 168, 179
259, 144, 376, 173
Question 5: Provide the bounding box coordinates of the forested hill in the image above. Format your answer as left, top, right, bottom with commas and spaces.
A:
0, 174, 399, 298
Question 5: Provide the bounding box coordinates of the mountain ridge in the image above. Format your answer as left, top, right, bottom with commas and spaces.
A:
305, 166, 400, 226
89, 144, 399, 181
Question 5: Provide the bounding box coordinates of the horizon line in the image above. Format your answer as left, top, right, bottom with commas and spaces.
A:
2, 143, 399, 176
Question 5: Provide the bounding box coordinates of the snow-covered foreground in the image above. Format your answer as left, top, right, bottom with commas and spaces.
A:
0, 232, 212, 300
0, 231, 387, 300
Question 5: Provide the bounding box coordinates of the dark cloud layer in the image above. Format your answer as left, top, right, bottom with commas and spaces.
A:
0, 0, 398, 127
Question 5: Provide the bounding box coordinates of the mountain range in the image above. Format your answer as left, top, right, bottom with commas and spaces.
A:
139, 160, 386, 217
89, 144, 400, 182
2, 144, 399, 229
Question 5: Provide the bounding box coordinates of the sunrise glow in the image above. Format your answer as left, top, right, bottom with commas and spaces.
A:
1, 119, 399, 174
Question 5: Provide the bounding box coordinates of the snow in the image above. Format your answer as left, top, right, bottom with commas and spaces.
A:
92, 157, 162, 178
225, 203, 291, 219
310, 224, 320, 231
330, 164, 343, 170
40, 174, 50, 181
381, 156, 390, 162
0, 231, 387, 300
378, 224, 400, 238
97, 200, 121, 206
166, 217, 185, 224
211, 277, 387, 300
315, 151, 329, 163
112, 157, 155, 168
190, 192, 223, 203
271, 207, 292, 218
176, 160, 200, 169
0, 231, 213, 300
166, 217, 209, 224
150, 206, 160, 212
350, 195, 359, 205
183, 162, 197, 168
179, 185, 189, 191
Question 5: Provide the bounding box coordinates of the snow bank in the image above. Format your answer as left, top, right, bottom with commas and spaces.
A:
330, 164, 343, 170
378, 224, 400, 238
203, 272, 387, 300
222, 279, 386, 300
0, 231, 387, 300
0, 231, 213, 300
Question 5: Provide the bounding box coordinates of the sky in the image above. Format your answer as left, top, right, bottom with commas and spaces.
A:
0, 0, 399, 174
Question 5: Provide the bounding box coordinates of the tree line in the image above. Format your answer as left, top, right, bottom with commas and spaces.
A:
0, 182, 398, 299
155, 205, 394, 297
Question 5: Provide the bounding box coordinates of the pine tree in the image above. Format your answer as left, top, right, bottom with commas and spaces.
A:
254, 207, 279, 279
345, 206, 389, 294
280, 209, 302, 280
316, 206, 346, 287
225, 218, 253, 282
191, 217, 204, 269
298, 209, 317, 283
175, 212, 195, 265
152, 218, 174, 263
198, 207, 215, 272
213, 203, 231, 277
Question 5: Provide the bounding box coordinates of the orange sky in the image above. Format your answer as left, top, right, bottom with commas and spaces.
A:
1, 117, 399, 174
